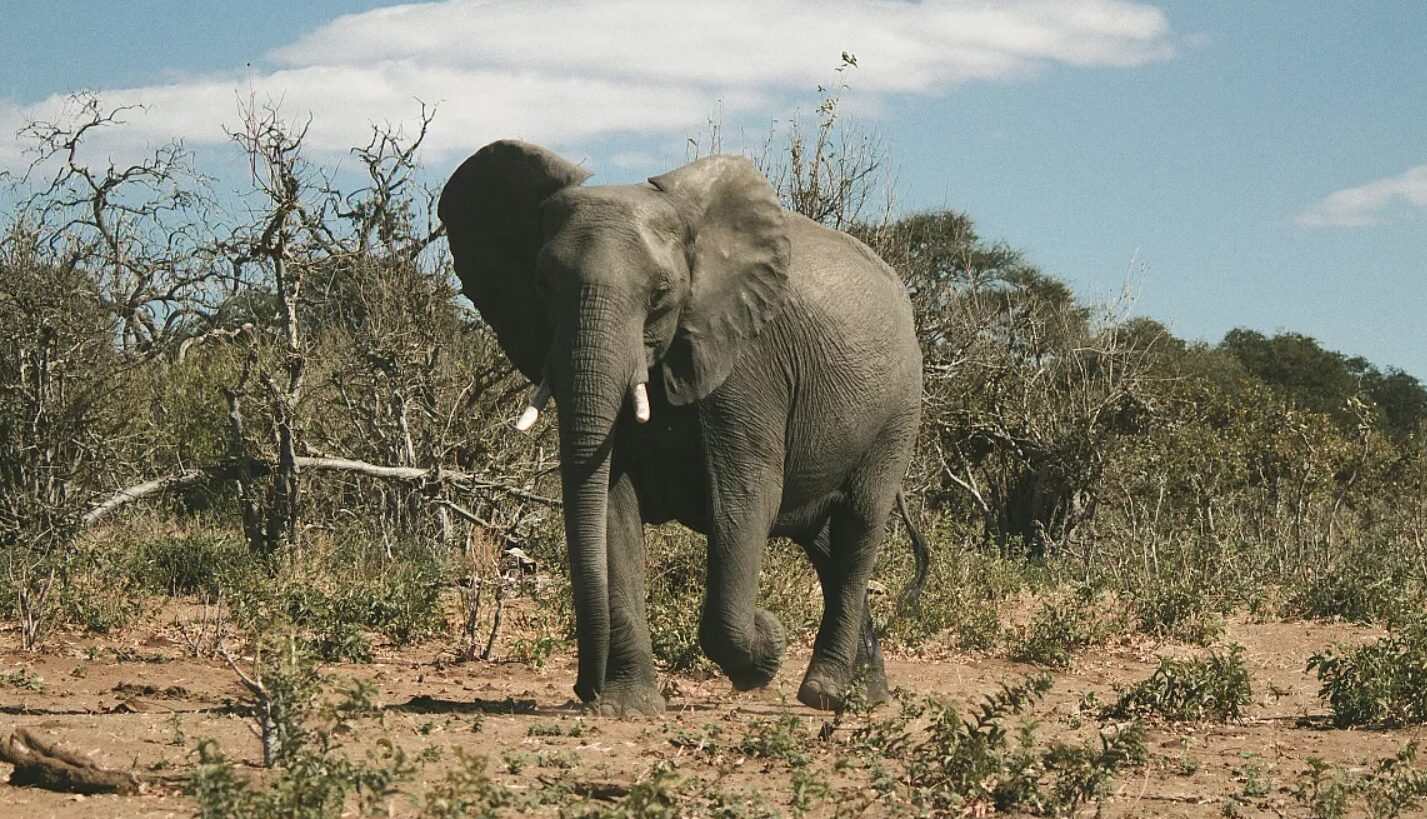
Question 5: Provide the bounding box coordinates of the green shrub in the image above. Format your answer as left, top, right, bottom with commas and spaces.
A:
863, 675, 1147, 816
952, 598, 1006, 652
645, 530, 716, 675
1010, 591, 1112, 669
647, 591, 711, 674
1309, 617, 1427, 727
336, 564, 446, 644
1132, 583, 1224, 645
1105, 644, 1253, 722
57, 554, 145, 634
1292, 743, 1427, 819
130, 531, 254, 596
189, 681, 422, 819
879, 540, 1022, 653
224, 543, 446, 661
1288, 547, 1424, 625
308, 618, 373, 664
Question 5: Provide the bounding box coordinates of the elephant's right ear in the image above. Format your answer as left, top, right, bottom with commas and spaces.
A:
439, 140, 591, 383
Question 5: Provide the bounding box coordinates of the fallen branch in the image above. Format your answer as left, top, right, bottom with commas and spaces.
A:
81, 464, 247, 526
435, 497, 497, 529
81, 455, 558, 528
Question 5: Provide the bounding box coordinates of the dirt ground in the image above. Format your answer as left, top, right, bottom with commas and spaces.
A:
0, 611, 1422, 818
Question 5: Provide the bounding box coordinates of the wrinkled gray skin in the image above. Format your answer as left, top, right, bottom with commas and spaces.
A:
439, 141, 923, 716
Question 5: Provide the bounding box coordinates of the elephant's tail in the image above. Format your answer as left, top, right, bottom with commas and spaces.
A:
895, 491, 930, 609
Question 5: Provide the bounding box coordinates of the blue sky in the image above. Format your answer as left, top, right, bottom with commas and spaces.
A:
3, 1, 1423, 376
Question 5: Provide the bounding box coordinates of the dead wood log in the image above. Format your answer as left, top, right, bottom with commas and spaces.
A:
0, 728, 140, 794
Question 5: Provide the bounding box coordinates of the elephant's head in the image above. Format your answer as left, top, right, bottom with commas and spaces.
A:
438, 141, 790, 701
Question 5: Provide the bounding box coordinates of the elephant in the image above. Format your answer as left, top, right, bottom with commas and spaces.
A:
438, 140, 927, 716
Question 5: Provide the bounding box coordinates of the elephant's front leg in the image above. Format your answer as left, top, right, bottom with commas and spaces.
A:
699, 465, 786, 691
598, 470, 665, 717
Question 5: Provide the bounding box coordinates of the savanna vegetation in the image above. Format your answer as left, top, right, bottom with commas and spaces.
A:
1, 79, 1424, 817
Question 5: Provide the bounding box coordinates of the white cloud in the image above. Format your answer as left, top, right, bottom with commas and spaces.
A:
1296, 164, 1427, 227
1, 0, 1176, 170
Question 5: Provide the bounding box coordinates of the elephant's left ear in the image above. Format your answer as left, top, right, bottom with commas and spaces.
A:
649, 155, 790, 405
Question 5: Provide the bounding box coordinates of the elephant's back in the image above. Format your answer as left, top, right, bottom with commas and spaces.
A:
780, 213, 921, 384
750, 215, 922, 511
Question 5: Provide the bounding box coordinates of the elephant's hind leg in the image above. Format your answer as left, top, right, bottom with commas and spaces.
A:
599, 470, 665, 717
797, 524, 889, 708
796, 502, 889, 711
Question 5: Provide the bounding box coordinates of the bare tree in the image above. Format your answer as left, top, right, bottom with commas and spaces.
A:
756, 54, 896, 231
220, 102, 315, 554
14, 93, 221, 356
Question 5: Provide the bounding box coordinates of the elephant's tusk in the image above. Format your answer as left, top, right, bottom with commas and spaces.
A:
513, 380, 552, 433
632, 382, 651, 423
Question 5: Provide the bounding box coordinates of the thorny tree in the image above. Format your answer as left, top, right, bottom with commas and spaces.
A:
756, 53, 895, 232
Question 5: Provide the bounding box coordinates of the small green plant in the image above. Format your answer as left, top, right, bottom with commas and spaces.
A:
1237, 756, 1273, 798
1040, 721, 1148, 812
953, 598, 1006, 651
1361, 741, 1427, 818
509, 634, 562, 669
0, 667, 48, 693
789, 765, 830, 815
536, 750, 580, 770
1292, 758, 1355, 819
221, 635, 324, 768
501, 750, 532, 774
167, 711, 188, 747
603, 764, 684, 818
737, 708, 813, 767
1308, 617, 1427, 727
1105, 644, 1252, 722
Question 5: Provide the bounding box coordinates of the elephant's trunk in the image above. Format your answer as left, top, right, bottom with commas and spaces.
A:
554, 287, 642, 704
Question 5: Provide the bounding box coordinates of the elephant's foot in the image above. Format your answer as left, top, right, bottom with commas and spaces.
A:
863, 670, 891, 707
593, 680, 666, 717
797, 661, 889, 712
796, 674, 844, 711
707, 608, 787, 691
